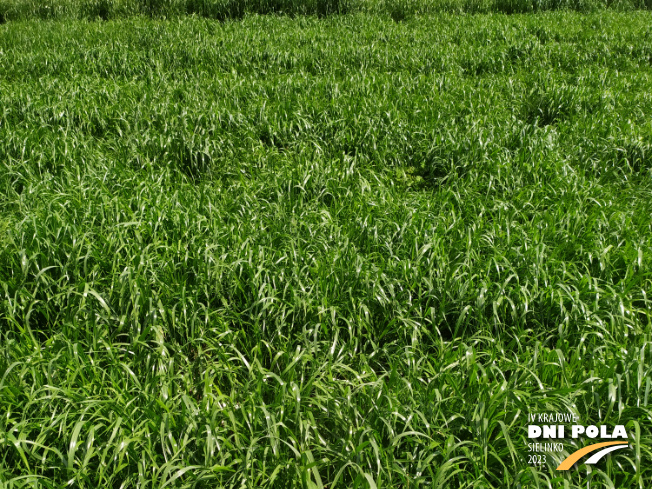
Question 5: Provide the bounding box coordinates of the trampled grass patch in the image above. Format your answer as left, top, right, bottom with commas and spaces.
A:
1, 10, 652, 489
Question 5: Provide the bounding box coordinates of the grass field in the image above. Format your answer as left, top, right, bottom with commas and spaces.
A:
1, 6, 652, 488
1, 0, 652, 21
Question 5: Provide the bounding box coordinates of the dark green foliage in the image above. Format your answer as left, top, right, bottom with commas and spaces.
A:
493, 0, 535, 13
0, 0, 649, 22
186, 0, 247, 19
0, 0, 355, 21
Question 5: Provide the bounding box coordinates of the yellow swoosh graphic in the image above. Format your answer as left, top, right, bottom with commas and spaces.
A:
556, 441, 629, 470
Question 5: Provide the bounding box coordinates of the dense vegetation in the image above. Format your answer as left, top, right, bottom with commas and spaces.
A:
0, 0, 651, 22
1, 8, 652, 488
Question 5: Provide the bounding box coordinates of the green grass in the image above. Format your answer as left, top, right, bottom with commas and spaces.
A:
0, 0, 650, 22
1, 9, 652, 488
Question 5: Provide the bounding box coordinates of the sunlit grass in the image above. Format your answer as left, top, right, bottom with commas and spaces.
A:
1, 10, 652, 488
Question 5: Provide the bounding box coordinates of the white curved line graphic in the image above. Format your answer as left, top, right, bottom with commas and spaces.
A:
584, 444, 629, 464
